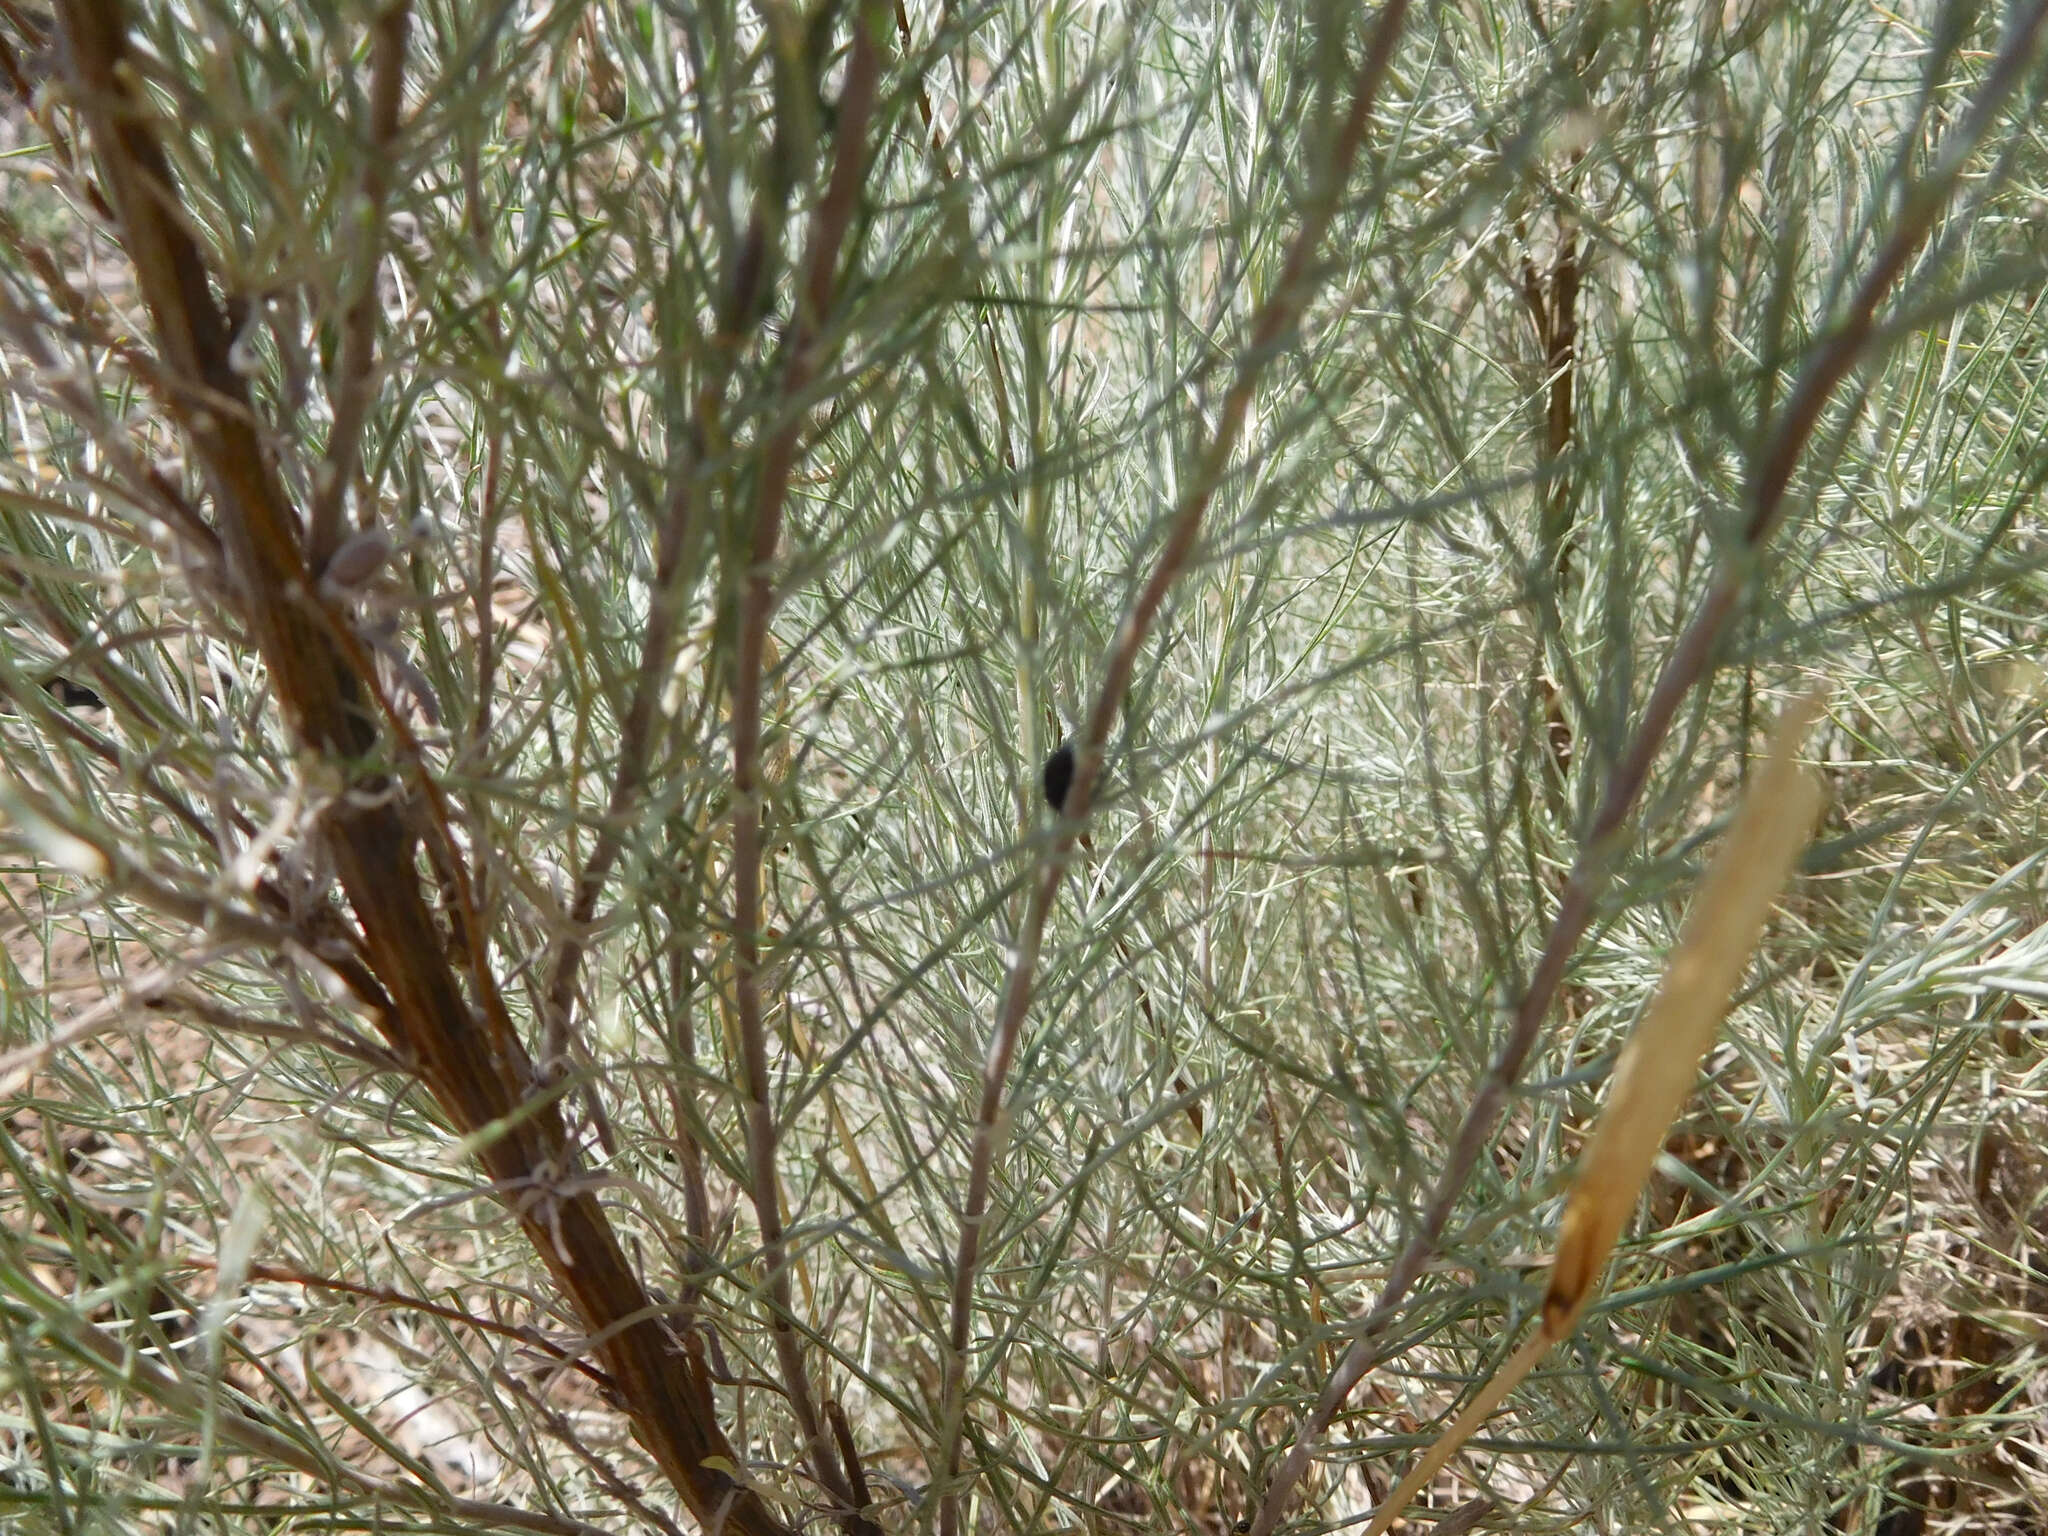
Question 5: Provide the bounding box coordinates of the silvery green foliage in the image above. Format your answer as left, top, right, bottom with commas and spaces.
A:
0, 1, 2045, 1533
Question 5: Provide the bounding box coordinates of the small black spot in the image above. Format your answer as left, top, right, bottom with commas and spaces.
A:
44, 676, 104, 710
1041, 743, 1074, 814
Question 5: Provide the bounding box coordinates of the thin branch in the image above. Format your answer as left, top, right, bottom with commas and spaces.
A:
0, 954, 207, 1095
1246, 9, 2048, 1531
534, 2, 821, 1085
305, 0, 410, 570
0, 966, 405, 1096
932, 6, 1415, 1535
0, 269, 223, 562
0, 712, 396, 1025
888, 0, 1042, 831
728, 5, 891, 1534
1520, 206, 1581, 795
536, 366, 707, 1081
494, 1367, 693, 1536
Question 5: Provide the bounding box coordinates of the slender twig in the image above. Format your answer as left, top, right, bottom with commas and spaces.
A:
451, 125, 631, 1140
727, 6, 890, 1534
0, 702, 393, 1018
536, 386, 708, 1080
468, 419, 506, 749
0, 7, 116, 228
1519, 206, 1581, 795
932, 7, 1414, 1535
0, 955, 204, 1095
0, 773, 357, 964
0, 274, 222, 561
495, 1367, 692, 1536
0, 968, 405, 1095
829, 1398, 876, 1518
889, 0, 1042, 832
1245, 9, 2048, 1531
0, 602, 392, 1023
305, 0, 411, 570
665, 941, 721, 1272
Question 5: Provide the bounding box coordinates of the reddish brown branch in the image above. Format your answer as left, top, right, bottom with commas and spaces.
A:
306, 0, 411, 570
52, 1, 798, 1528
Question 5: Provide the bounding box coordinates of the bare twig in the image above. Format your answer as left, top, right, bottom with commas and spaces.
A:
0, 967, 405, 1095
888, 0, 1044, 830
933, 7, 1415, 1534
495, 1368, 692, 1536
0, 272, 223, 562
1519, 208, 1582, 794
1246, 9, 2048, 1531
536, 347, 710, 1080
534, 0, 827, 1088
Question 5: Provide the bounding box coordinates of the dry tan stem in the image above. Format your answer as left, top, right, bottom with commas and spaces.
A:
1247, 10, 2048, 1529
1360, 1331, 1550, 1536
1542, 692, 1826, 1333
1356, 693, 1826, 1536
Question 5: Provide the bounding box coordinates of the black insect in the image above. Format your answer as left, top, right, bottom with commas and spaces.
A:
1041, 742, 1075, 814
43, 676, 104, 710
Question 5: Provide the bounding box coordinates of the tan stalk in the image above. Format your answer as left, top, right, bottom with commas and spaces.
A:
1360, 692, 1828, 1536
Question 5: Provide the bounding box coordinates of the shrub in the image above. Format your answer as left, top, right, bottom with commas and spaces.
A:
1, 0, 2046, 1532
